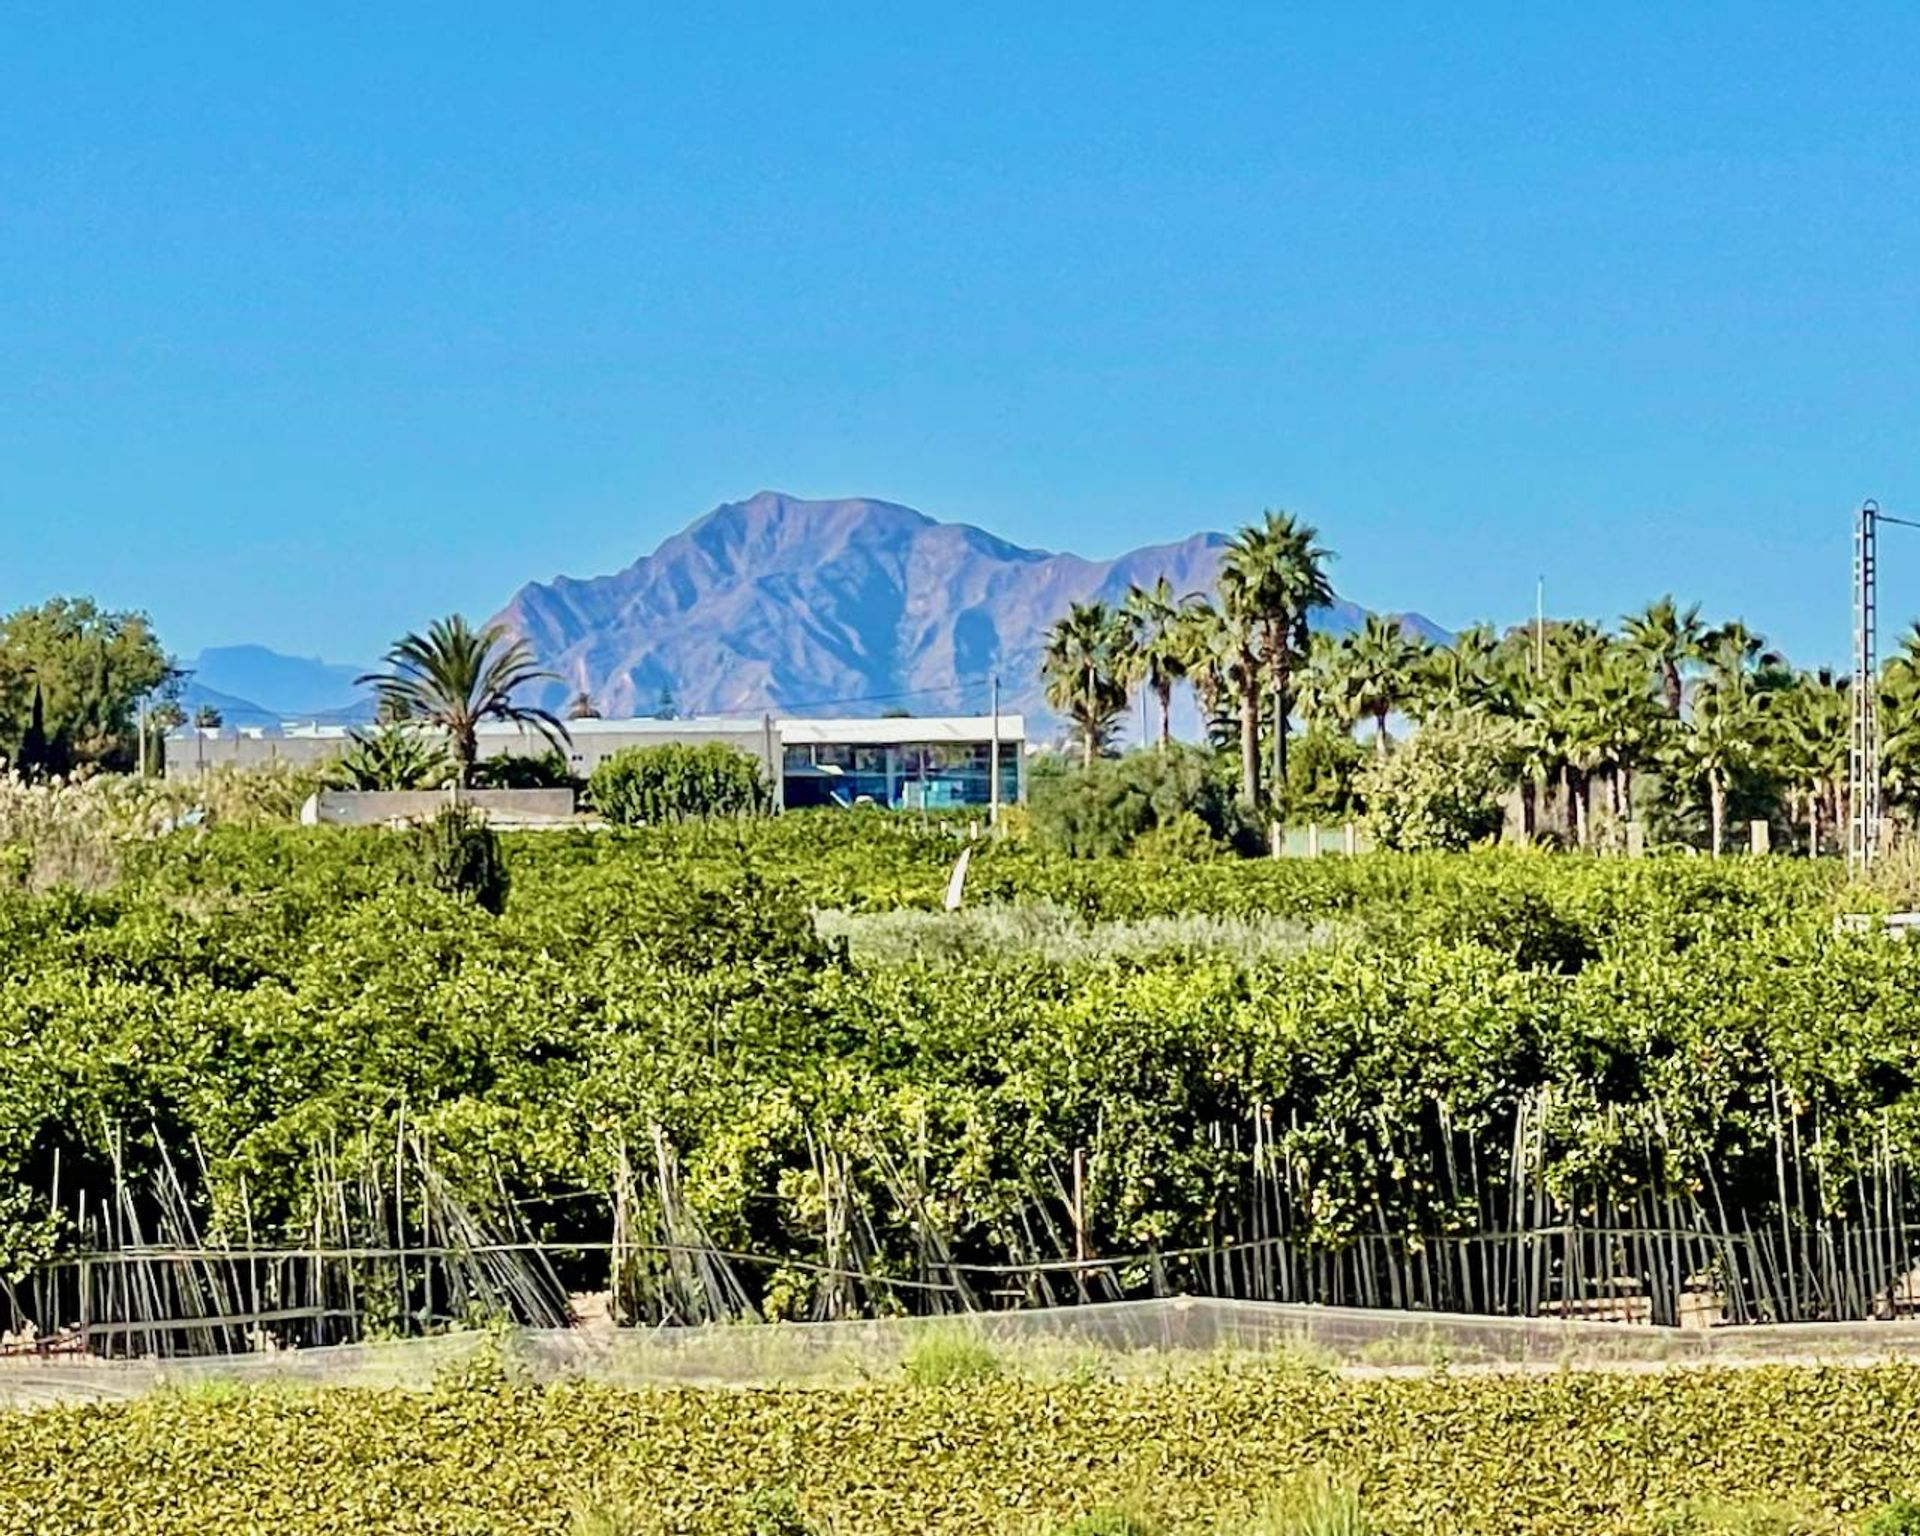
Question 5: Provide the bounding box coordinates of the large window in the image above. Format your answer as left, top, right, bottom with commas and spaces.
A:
781, 737, 1020, 810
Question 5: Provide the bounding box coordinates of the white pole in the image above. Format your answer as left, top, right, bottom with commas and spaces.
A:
988, 675, 1001, 826
1535, 577, 1545, 678
137, 694, 148, 778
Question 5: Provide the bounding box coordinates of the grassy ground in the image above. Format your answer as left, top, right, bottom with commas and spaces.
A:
5, 1359, 1920, 1535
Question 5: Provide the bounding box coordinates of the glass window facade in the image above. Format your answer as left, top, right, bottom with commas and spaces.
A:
781, 740, 1021, 810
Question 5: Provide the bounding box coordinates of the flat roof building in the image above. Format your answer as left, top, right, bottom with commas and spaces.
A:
164, 713, 1025, 811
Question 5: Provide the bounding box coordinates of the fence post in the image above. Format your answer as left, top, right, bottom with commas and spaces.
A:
1307, 824, 1321, 858
1343, 822, 1358, 856
1750, 819, 1770, 856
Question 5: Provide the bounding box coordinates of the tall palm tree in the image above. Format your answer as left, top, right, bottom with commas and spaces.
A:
1294, 630, 1358, 736
1339, 614, 1431, 755
358, 615, 569, 785
1170, 600, 1238, 751
1776, 670, 1848, 855
1416, 623, 1498, 720
1565, 643, 1665, 830
1218, 511, 1334, 806
1621, 596, 1707, 715
1042, 600, 1132, 768
1676, 681, 1757, 857
1124, 577, 1201, 750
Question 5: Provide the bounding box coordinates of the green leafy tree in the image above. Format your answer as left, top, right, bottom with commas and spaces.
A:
192, 704, 224, 730
589, 742, 771, 824
0, 597, 172, 772
357, 615, 569, 786
1357, 715, 1516, 851
1041, 601, 1132, 768
1029, 744, 1240, 857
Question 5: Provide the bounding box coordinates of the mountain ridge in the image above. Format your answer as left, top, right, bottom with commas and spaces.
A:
491, 491, 1447, 730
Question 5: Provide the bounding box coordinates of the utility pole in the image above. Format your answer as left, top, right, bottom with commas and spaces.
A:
1534, 577, 1545, 678
988, 675, 1001, 826
1847, 500, 1920, 875
1851, 502, 1883, 875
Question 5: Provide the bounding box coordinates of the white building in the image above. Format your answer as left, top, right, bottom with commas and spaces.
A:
165, 713, 1025, 810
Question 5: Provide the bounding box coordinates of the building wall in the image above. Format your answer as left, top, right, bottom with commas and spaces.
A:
164, 716, 1026, 812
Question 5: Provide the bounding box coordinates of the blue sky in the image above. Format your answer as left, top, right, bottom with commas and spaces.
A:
4, 4, 1919, 665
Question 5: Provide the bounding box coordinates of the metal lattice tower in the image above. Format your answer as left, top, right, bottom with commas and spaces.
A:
1850, 501, 1881, 874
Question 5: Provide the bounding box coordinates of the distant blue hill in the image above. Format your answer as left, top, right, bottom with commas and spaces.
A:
180, 645, 374, 724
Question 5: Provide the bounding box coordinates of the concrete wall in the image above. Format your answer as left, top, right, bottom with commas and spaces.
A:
300, 788, 577, 827
164, 719, 782, 786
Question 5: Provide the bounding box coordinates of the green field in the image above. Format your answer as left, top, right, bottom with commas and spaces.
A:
8, 1358, 1920, 1535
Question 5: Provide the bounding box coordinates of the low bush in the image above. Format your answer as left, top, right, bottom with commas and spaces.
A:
1030, 746, 1245, 857
6, 1366, 1920, 1534
588, 743, 771, 825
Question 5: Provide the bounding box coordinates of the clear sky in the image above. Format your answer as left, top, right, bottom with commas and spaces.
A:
4, 4, 1919, 666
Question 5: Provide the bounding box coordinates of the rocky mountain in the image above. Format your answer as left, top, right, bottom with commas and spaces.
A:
493, 491, 1446, 732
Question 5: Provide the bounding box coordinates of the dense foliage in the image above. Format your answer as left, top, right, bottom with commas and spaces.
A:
1, 811, 1907, 1329
6, 1364, 1920, 1533
588, 743, 772, 824
0, 597, 173, 776
1028, 745, 1245, 856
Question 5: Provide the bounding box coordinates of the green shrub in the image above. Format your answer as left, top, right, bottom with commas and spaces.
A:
1240, 1472, 1370, 1535
1356, 717, 1515, 851
470, 750, 576, 791
1054, 1510, 1163, 1536
588, 743, 771, 825
407, 804, 509, 913
902, 1324, 1003, 1384
1865, 1498, 1920, 1536
1030, 745, 1243, 857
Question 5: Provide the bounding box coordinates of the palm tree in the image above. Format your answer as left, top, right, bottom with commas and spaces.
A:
1124, 577, 1200, 749
1703, 620, 1787, 689
1416, 624, 1498, 720
1293, 630, 1358, 736
1339, 614, 1431, 755
357, 615, 569, 786
1677, 681, 1758, 857
1565, 644, 1665, 830
1170, 600, 1237, 751
1218, 511, 1334, 806
1042, 600, 1131, 768
1621, 597, 1707, 715
1776, 670, 1847, 855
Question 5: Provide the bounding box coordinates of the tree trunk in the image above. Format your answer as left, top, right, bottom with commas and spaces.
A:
1663, 663, 1683, 716
1710, 774, 1726, 858
455, 722, 477, 787
1573, 770, 1590, 849
1620, 765, 1634, 825
1156, 680, 1173, 750
1084, 665, 1099, 768
1239, 677, 1262, 806
1374, 707, 1390, 755
1807, 791, 1819, 858
1276, 685, 1291, 795
1520, 776, 1537, 840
